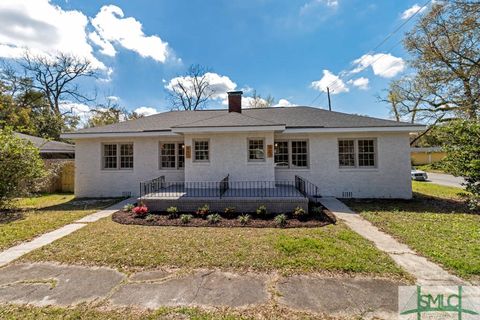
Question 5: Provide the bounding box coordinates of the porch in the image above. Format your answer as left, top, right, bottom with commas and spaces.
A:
139, 175, 320, 213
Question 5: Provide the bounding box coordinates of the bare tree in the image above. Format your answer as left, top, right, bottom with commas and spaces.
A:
165, 64, 216, 110
247, 90, 275, 108
17, 52, 98, 116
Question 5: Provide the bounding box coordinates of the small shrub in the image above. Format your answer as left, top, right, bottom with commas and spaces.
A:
256, 205, 267, 216
123, 203, 135, 212
274, 214, 288, 227
293, 206, 307, 219
166, 206, 179, 219
145, 214, 156, 222
224, 207, 236, 214
180, 214, 193, 224
132, 205, 149, 218
238, 214, 250, 225
311, 206, 323, 215
196, 204, 210, 217
207, 213, 221, 224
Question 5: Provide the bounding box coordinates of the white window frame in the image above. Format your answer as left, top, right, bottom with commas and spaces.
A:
247, 138, 266, 162
274, 140, 309, 169
159, 142, 184, 170
338, 138, 377, 169
193, 139, 210, 162
101, 142, 134, 170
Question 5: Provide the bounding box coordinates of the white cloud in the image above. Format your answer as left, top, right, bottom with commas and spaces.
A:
301, 0, 339, 14
106, 95, 119, 102
59, 101, 92, 125
166, 72, 237, 101
91, 5, 169, 63
88, 31, 115, 57
274, 99, 296, 107
351, 53, 405, 78
401, 4, 426, 20
0, 0, 105, 68
311, 70, 349, 94
134, 106, 158, 116
348, 77, 369, 90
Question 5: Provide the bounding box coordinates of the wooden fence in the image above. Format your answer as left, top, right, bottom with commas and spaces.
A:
42, 160, 75, 193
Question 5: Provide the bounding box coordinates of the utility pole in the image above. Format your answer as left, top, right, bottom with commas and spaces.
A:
327, 87, 332, 111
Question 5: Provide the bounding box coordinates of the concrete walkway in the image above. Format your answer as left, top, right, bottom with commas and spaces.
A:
319, 197, 465, 285
0, 262, 404, 318
0, 198, 134, 267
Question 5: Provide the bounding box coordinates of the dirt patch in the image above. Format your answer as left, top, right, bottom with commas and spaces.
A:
112, 210, 333, 228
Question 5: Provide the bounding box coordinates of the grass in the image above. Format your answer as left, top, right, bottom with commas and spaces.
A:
22, 217, 405, 277
0, 194, 122, 250
0, 304, 341, 320
346, 182, 480, 281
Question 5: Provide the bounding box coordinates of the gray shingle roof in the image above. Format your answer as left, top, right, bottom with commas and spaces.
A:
72, 106, 422, 134
15, 132, 75, 153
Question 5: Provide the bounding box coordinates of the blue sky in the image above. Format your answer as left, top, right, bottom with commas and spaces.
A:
0, 0, 431, 120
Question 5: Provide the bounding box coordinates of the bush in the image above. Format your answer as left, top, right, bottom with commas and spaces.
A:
256, 205, 267, 216
123, 204, 135, 212
180, 214, 193, 224
238, 214, 250, 225
196, 204, 210, 217
207, 213, 221, 224
166, 206, 179, 219
274, 214, 288, 227
293, 207, 307, 219
311, 206, 323, 215
224, 207, 235, 214
0, 128, 46, 209
132, 205, 148, 218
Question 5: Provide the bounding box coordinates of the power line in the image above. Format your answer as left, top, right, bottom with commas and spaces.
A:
310, 0, 432, 107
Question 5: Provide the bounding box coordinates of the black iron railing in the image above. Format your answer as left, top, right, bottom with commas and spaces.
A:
219, 174, 229, 198
295, 175, 321, 201
140, 176, 165, 198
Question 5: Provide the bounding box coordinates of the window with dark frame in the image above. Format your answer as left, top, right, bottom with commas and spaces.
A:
338, 139, 376, 168
274, 141, 289, 167
248, 139, 265, 161
178, 143, 185, 168
194, 140, 209, 161
160, 143, 176, 168
273, 140, 308, 168
102, 143, 133, 170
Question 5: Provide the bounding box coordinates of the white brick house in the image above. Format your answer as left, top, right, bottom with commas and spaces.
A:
63, 91, 424, 202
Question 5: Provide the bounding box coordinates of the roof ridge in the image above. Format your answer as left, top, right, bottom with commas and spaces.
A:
171, 112, 229, 127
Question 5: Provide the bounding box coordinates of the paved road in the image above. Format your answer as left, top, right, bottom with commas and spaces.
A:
426, 172, 465, 189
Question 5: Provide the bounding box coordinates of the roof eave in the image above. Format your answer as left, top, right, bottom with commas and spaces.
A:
171, 125, 286, 133
283, 126, 426, 133
61, 131, 180, 139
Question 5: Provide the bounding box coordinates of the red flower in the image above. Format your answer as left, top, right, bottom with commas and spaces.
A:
133, 205, 148, 216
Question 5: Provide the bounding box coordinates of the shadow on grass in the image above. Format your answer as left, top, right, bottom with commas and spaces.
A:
38, 197, 125, 212
344, 193, 478, 215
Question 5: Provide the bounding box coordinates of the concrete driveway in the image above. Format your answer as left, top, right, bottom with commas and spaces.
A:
426, 172, 465, 188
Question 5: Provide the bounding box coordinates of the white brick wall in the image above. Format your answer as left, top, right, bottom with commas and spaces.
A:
74, 131, 412, 199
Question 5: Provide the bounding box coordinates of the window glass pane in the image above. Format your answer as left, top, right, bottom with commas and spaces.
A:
291, 141, 308, 167
160, 143, 176, 168
338, 140, 355, 167
194, 140, 209, 161
120, 144, 133, 169
248, 139, 265, 160
274, 141, 289, 167
103, 144, 117, 169
178, 143, 185, 168
358, 140, 375, 167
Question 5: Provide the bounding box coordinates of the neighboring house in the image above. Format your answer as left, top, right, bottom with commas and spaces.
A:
63, 91, 424, 210
411, 147, 446, 165
15, 132, 75, 192
14, 132, 75, 159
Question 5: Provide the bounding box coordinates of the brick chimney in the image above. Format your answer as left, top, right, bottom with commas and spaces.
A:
227, 91, 243, 113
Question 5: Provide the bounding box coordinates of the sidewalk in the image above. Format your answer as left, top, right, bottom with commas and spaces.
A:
319, 197, 465, 285
0, 198, 134, 267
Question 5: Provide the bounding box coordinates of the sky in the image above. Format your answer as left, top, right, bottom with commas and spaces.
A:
0, 0, 432, 122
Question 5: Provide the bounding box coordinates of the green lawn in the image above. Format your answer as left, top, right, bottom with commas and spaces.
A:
0, 194, 122, 250
346, 182, 480, 281
22, 216, 406, 277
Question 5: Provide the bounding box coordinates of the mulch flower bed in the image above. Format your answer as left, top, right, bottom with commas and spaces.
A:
112, 210, 335, 228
